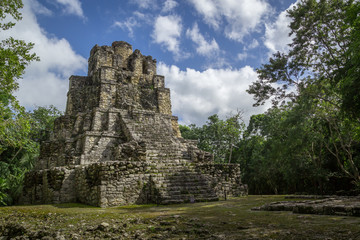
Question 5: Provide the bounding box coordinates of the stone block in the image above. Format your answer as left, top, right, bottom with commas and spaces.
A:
22, 41, 247, 207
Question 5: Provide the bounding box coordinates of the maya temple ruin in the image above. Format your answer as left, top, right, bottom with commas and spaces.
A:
21, 41, 248, 207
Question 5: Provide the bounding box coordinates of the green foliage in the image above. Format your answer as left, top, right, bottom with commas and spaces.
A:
238, 105, 330, 194
248, 0, 354, 108
0, 1, 62, 206
0, 106, 61, 205
1, 196, 359, 239
340, 1, 360, 118
0, 0, 39, 111
245, 0, 360, 194
180, 112, 245, 163
0, 0, 39, 156
179, 124, 199, 140
0, 177, 9, 205
29, 105, 62, 142
0, 0, 23, 31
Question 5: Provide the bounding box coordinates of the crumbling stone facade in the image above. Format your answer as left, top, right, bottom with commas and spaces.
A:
22, 41, 247, 207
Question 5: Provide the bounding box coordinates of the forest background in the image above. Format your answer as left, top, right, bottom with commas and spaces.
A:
1, 0, 359, 205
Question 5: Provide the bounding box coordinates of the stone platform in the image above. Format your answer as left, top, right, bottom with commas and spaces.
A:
252, 196, 360, 217
21, 41, 247, 207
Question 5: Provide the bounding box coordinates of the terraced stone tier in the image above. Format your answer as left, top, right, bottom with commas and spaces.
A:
21, 41, 247, 207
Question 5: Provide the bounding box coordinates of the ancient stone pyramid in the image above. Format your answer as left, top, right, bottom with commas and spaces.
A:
22, 41, 247, 207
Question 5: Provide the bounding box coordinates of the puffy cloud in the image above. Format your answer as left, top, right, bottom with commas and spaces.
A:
186, 23, 219, 57
264, 1, 299, 54
1, 0, 87, 111
162, 0, 178, 12
158, 63, 270, 125
188, 0, 271, 42
55, 0, 85, 18
152, 15, 182, 56
188, 0, 220, 28
264, 10, 291, 54
113, 17, 139, 38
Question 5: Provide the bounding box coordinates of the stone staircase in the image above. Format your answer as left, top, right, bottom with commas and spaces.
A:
155, 169, 219, 204
117, 109, 219, 204
22, 41, 247, 207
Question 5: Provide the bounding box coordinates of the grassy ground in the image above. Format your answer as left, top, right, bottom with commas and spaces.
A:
1, 195, 360, 239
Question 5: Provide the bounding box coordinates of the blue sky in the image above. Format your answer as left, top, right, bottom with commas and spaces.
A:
3, 0, 298, 125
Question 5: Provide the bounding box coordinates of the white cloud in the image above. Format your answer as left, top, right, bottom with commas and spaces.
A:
152, 15, 182, 56
113, 11, 154, 37
264, 1, 299, 54
55, 0, 85, 18
133, 11, 147, 20
237, 39, 258, 62
1, 0, 87, 111
113, 17, 138, 38
189, 0, 271, 42
188, 0, 220, 29
237, 52, 248, 61
158, 63, 270, 125
248, 39, 259, 49
186, 23, 219, 57
162, 0, 178, 12
30, 0, 52, 16
132, 0, 157, 9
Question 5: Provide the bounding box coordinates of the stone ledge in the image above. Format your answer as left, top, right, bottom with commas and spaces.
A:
252, 196, 360, 217
22, 41, 248, 207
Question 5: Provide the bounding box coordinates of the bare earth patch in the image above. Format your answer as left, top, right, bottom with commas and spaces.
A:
1, 196, 360, 239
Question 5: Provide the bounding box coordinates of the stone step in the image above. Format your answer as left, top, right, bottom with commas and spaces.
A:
145, 148, 184, 152
164, 181, 210, 187
147, 151, 187, 155
164, 186, 213, 193
150, 173, 209, 180
167, 193, 218, 199
161, 196, 219, 204
146, 153, 184, 157
165, 189, 214, 195
164, 174, 210, 180
146, 157, 187, 161
161, 195, 218, 202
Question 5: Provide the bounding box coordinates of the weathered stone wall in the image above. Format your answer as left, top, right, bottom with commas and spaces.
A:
22, 167, 76, 205
66, 76, 98, 116
195, 163, 248, 198
88, 41, 133, 76
157, 88, 172, 115
22, 41, 247, 207
75, 161, 150, 207
171, 116, 182, 138
26, 161, 244, 207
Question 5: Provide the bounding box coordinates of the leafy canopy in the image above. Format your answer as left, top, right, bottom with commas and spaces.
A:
246, 0, 360, 191
180, 112, 245, 163
0, 0, 41, 205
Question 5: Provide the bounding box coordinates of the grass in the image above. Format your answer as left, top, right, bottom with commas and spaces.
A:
1, 195, 360, 239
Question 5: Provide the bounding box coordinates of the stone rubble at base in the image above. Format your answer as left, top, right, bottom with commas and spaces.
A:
252, 195, 360, 217
21, 41, 248, 207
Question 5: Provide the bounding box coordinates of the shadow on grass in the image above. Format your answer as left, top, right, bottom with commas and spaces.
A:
52, 203, 99, 209
116, 204, 158, 210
